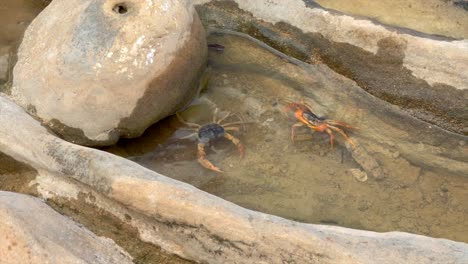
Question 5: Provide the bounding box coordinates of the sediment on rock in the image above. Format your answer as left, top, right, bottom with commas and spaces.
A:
1, 91, 467, 263
195, 0, 468, 135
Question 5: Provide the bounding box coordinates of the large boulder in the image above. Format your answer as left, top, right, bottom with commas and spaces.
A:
10, 0, 207, 146
0, 191, 133, 264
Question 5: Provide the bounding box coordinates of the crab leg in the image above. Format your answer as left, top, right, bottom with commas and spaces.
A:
325, 128, 335, 148
178, 127, 198, 132
326, 120, 358, 130
224, 132, 244, 158
224, 126, 241, 132
328, 125, 356, 148
222, 121, 253, 127
179, 133, 197, 140
212, 108, 219, 123
216, 111, 231, 124
290, 122, 305, 142
176, 112, 201, 128
197, 142, 223, 173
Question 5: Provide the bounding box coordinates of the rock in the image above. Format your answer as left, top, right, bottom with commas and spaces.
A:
0, 46, 11, 84
10, 0, 207, 146
2, 94, 468, 264
349, 145, 385, 180
313, 0, 468, 39
0, 191, 133, 264
347, 168, 368, 182
0, 52, 8, 84
453, 0, 468, 11
195, 0, 468, 135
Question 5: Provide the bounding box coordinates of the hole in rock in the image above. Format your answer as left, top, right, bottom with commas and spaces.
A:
112, 3, 128, 14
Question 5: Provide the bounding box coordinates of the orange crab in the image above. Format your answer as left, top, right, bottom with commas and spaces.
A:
284, 101, 357, 148
176, 109, 246, 173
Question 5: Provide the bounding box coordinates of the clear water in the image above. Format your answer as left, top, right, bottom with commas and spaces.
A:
104, 31, 468, 243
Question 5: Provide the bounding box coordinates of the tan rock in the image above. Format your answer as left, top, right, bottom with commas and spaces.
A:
314, 0, 468, 39
1, 93, 467, 263
0, 191, 133, 264
10, 0, 207, 146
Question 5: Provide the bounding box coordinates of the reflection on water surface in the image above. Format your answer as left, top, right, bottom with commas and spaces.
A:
104, 31, 468, 243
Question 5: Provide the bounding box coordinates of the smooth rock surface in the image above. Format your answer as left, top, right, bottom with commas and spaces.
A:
1, 94, 467, 263
0, 191, 133, 264
10, 0, 207, 146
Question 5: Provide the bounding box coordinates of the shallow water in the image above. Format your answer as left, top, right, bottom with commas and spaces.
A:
313, 0, 468, 39
105, 31, 468, 243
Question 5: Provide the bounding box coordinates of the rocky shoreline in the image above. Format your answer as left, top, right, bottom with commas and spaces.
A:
1, 0, 467, 263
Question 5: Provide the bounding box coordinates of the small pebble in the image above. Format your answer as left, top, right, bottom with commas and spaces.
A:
347, 168, 368, 182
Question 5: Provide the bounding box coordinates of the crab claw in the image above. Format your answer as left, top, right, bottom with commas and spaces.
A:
198, 157, 224, 173
326, 120, 359, 130
197, 143, 223, 173
224, 132, 244, 159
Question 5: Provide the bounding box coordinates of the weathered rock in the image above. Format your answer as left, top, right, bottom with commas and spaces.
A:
0, 49, 9, 84
0, 191, 133, 264
313, 0, 468, 39
10, 0, 207, 146
195, 0, 468, 135
452, 0, 468, 10
347, 168, 368, 182
1, 92, 467, 264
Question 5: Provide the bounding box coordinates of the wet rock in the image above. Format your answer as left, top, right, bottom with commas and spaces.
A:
349, 145, 385, 180
463, 127, 468, 135
10, 0, 207, 146
195, 0, 468, 135
0, 47, 9, 84
453, 0, 468, 10
0, 57, 8, 84
2, 93, 468, 264
357, 200, 371, 211
313, 0, 468, 39
0, 191, 133, 264
347, 168, 368, 182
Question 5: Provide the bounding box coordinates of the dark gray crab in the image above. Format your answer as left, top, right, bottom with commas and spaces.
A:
176, 109, 247, 173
